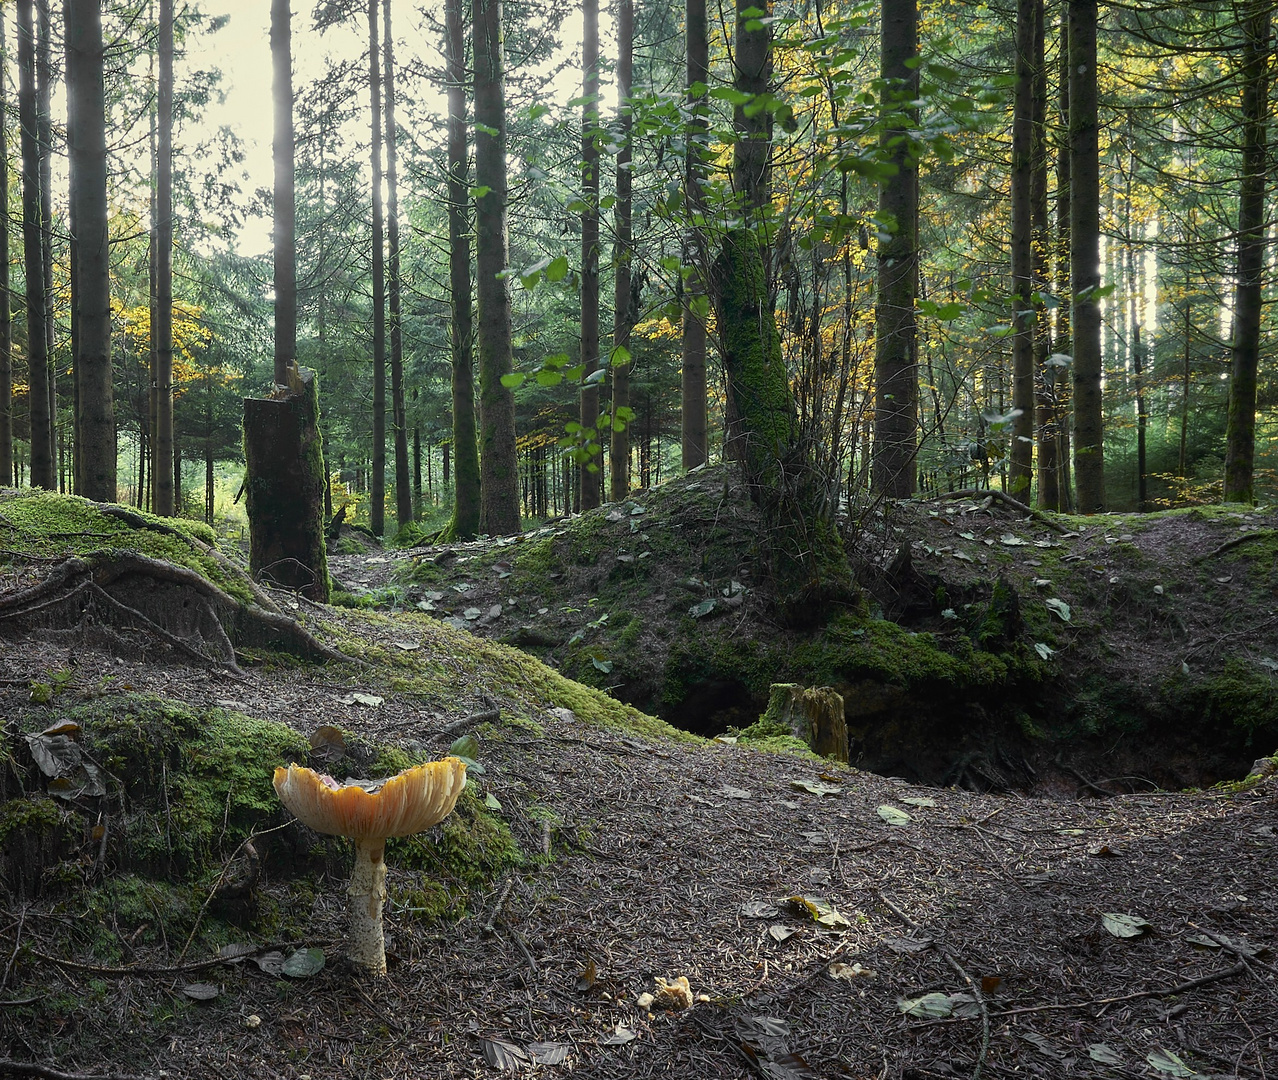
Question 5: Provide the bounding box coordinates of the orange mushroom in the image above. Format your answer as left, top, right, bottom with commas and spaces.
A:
273, 757, 468, 974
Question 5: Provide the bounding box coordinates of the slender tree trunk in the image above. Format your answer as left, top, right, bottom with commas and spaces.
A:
367, 0, 387, 534
872, 0, 919, 498
1009, 0, 1036, 496
444, 0, 481, 538
384, 0, 411, 528
1050, 6, 1072, 510
0, 7, 12, 487
578, 0, 601, 511
608, 0, 633, 502
64, 0, 114, 501
37, 0, 55, 479
1033, 0, 1058, 511
472, 0, 520, 533
18, 0, 50, 489
153, 0, 175, 516
1179, 297, 1191, 477
1068, 0, 1104, 512
681, 0, 709, 469
271, 0, 295, 382
1223, 0, 1270, 504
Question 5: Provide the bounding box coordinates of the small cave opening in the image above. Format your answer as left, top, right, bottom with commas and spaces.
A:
663, 678, 760, 738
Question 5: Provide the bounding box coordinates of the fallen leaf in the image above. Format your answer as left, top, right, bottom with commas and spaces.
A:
527, 1042, 570, 1065
900, 796, 936, 808
769, 924, 798, 943
898, 992, 953, 1018
688, 599, 716, 619
884, 935, 932, 954
1088, 1043, 1123, 1065
254, 951, 286, 975
182, 982, 220, 1001
828, 961, 876, 981
786, 895, 850, 928
790, 779, 843, 796
1044, 598, 1072, 622
1021, 1031, 1063, 1060
281, 947, 325, 978
601, 1024, 636, 1046
741, 900, 780, 919
720, 785, 752, 799
877, 805, 912, 826
482, 1037, 529, 1071
1101, 912, 1151, 939
1146, 1047, 1195, 1077
339, 692, 384, 707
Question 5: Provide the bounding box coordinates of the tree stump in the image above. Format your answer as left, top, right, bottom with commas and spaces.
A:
244, 364, 329, 602
764, 683, 848, 762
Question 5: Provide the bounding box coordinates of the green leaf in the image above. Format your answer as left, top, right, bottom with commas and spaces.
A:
877, 805, 912, 826
1088, 1044, 1123, 1065
1146, 1048, 1195, 1078
1044, 598, 1071, 623
1101, 912, 1151, 939
609, 344, 632, 367
527, 103, 550, 120
535, 370, 564, 387
281, 947, 326, 978
688, 599, 716, 619
450, 734, 480, 760
1033, 642, 1055, 661
709, 86, 752, 106
484, 792, 502, 810
469, 185, 492, 200
546, 255, 570, 283
898, 992, 953, 1018
590, 656, 614, 673
790, 778, 843, 796
500, 373, 526, 389
690, 294, 710, 319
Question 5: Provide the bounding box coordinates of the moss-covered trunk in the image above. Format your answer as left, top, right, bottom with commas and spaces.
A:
244, 365, 329, 602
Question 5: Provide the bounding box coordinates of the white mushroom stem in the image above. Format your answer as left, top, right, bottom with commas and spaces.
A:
348, 838, 389, 974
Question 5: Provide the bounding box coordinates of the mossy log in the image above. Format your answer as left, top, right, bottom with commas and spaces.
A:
244, 364, 330, 602
764, 682, 848, 762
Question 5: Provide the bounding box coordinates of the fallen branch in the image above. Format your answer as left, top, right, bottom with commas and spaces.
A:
19, 938, 338, 979
0, 1062, 149, 1080
1193, 529, 1277, 564
989, 961, 1248, 1018
922, 488, 1070, 534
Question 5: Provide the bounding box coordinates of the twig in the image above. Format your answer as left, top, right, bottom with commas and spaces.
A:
482, 876, 516, 938
921, 488, 1070, 534
22, 934, 336, 979
0, 1062, 149, 1080
1193, 529, 1276, 564
430, 708, 500, 739
1, 906, 26, 991
878, 891, 990, 1080
989, 961, 1248, 1017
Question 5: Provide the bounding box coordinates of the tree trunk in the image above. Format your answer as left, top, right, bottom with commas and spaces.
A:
681, 0, 709, 470
38, 0, 56, 480
368, 0, 387, 535
1068, 0, 1104, 512
271, 0, 295, 384
444, 0, 481, 539
608, 0, 633, 503
1223, 0, 1270, 504
153, 0, 175, 516
1033, 0, 1058, 511
384, 0, 411, 529
244, 366, 329, 602
0, 6, 12, 487
872, 0, 918, 498
578, 0, 601, 511
472, 0, 521, 535
1008, 0, 1035, 497
714, 0, 850, 625
18, 0, 50, 490
64, 0, 114, 501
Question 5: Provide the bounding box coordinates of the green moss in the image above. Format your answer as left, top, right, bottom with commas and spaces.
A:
736, 733, 818, 756
1189, 659, 1278, 737
0, 795, 64, 844
0, 490, 249, 603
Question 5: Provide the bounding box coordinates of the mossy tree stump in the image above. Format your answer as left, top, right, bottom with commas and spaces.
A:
764, 683, 849, 762
244, 364, 329, 602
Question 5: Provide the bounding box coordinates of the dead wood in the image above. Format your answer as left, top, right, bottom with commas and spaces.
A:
1193, 528, 1277, 564
922, 487, 1071, 534
0, 1062, 149, 1080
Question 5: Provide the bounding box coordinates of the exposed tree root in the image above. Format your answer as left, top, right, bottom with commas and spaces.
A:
0, 551, 349, 669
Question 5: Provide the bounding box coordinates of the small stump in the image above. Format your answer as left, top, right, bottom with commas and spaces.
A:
765, 683, 848, 762
244, 364, 330, 602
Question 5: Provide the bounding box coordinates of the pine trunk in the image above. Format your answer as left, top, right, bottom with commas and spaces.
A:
579, 0, 601, 511
0, 7, 11, 487
444, 0, 480, 538
1223, 0, 1270, 505
1008, 0, 1035, 496
608, 0, 633, 502
384, 0, 411, 529
64, 0, 114, 501
472, 0, 521, 534
681, 0, 709, 470
872, 0, 919, 498
153, 0, 175, 516
368, 0, 387, 535
271, 0, 295, 383
1068, 0, 1104, 512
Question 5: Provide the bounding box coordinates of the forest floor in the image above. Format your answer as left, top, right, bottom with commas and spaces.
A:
1, 476, 1276, 1080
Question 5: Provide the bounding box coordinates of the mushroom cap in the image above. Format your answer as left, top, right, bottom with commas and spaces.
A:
273, 758, 468, 841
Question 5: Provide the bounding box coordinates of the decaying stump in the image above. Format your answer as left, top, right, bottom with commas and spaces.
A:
244, 363, 330, 602
764, 683, 848, 762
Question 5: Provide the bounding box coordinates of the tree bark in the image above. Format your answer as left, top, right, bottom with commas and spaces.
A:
608, 0, 633, 503
153, 0, 175, 516
271, 0, 295, 385
472, 0, 521, 534
578, 0, 601, 511
37, 0, 55, 481
1008, 0, 1035, 497
368, 0, 387, 535
64, 0, 115, 502
1068, 0, 1104, 512
384, 0, 411, 529
872, 0, 919, 498
0, 6, 12, 487
18, 0, 51, 490
763, 683, 848, 762
681, 0, 709, 470
445, 0, 480, 538
1223, 0, 1270, 505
